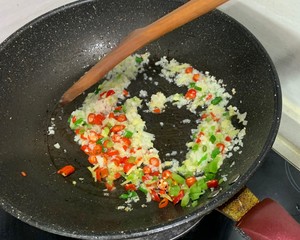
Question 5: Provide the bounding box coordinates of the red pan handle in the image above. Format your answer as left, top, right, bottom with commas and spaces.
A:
237, 198, 300, 240
219, 189, 300, 240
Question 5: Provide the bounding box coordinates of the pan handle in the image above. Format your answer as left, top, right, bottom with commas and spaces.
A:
237, 198, 300, 240
218, 188, 300, 240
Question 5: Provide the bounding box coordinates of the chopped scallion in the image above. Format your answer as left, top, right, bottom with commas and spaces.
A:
74, 118, 84, 126
135, 56, 143, 63
169, 185, 181, 197
181, 192, 190, 207
124, 130, 133, 138
189, 82, 202, 91
211, 148, 220, 159
94, 87, 101, 94
171, 173, 185, 185
209, 135, 216, 143
211, 96, 222, 105
192, 144, 199, 151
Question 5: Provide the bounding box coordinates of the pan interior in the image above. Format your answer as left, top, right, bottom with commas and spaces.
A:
0, 0, 281, 238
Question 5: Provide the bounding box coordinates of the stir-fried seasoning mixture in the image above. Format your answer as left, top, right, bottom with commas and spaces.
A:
62, 53, 247, 209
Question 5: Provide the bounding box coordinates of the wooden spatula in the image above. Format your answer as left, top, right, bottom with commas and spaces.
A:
60, 0, 228, 105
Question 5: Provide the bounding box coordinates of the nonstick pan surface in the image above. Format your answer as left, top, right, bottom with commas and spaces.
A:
0, 0, 281, 239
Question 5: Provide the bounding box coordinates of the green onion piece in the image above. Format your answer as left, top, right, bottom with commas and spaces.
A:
102, 147, 107, 153
101, 127, 110, 137
165, 178, 173, 186
189, 181, 204, 201
68, 115, 72, 123
194, 86, 202, 91
127, 173, 135, 182
190, 192, 201, 201
106, 140, 114, 148
189, 83, 202, 91
199, 154, 207, 163
211, 96, 222, 105
135, 56, 143, 63
189, 183, 201, 193
181, 192, 190, 207
96, 137, 106, 145
124, 130, 133, 138
202, 145, 207, 152
209, 135, 216, 143
209, 161, 218, 173
116, 74, 122, 80
208, 159, 219, 173
191, 200, 198, 207
122, 105, 127, 113
128, 156, 136, 163
183, 172, 194, 178
211, 148, 220, 159
119, 193, 129, 199
189, 83, 196, 88
120, 191, 137, 199
169, 185, 181, 197
138, 186, 148, 194
94, 87, 101, 94
171, 173, 185, 185
199, 179, 208, 190
192, 144, 199, 151
152, 176, 158, 181
128, 191, 138, 198
205, 172, 216, 180
74, 118, 84, 126
218, 178, 224, 185
78, 128, 85, 134
189, 181, 207, 201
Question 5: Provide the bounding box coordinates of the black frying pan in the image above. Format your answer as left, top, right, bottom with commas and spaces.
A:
0, 0, 281, 239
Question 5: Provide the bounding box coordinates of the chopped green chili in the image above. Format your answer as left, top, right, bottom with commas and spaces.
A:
169, 185, 181, 197
171, 173, 185, 185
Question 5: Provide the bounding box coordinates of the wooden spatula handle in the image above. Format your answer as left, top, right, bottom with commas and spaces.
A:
60, 0, 228, 105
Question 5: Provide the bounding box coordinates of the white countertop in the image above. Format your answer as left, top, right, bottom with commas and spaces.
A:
219, 0, 300, 169
1, 0, 299, 168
